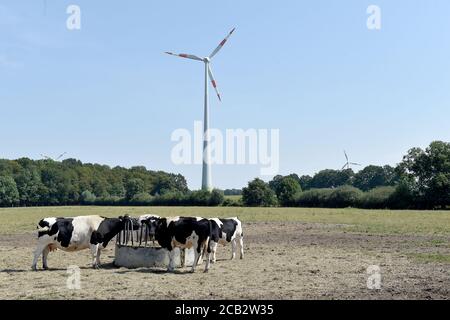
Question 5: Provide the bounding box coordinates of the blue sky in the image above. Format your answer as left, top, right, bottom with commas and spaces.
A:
1, 0, 449, 189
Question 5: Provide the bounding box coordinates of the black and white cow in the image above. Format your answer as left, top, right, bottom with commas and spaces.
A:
32, 215, 139, 271
141, 216, 212, 273
207, 217, 244, 263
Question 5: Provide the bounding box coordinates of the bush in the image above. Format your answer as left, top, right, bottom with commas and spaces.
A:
130, 192, 154, 205
328, 186, 363, 208
388, 180, 415, 209
359, 186, 396, 209
242, 178, 278, 207
222, 198, 243, 207
80, 190, 97, 204
295, 188, 333, 207
209, 189, 225, 206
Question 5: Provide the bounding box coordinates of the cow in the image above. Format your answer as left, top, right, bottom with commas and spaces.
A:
141, 216, 212, 273
206, 217, 244, 263
32, 215, 139, 271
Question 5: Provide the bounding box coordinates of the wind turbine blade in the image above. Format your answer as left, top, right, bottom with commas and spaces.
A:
207, 65, 221, 101
344, 150, 348, 162
341, 164, 347, 170
165, 52, 202, 61
350, 162, 361, 166
209, 28, 235, 59
57, 152, 67, 160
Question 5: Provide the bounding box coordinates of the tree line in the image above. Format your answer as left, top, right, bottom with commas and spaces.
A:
241, 141, 450, 209
0, 141, 448, 209
0, 158, 190, 207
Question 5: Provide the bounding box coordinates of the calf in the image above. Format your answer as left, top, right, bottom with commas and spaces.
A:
142, 216, 212, 273
207, 217, 244, 263
32, 215, 139, 270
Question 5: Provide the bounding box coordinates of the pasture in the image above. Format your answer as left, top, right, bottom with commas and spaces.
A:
0, 206, 449, 299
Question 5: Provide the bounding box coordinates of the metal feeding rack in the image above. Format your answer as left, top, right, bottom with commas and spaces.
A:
116, 219, 156, 248
114, 219, 194, 269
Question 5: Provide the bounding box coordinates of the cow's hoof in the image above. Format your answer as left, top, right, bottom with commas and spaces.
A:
43, 265, 49, 270
167, 268, 175, 273
203, 269, 209, 273
31, 266, 38, 271
92, 265, 100, 269
190, 269, 196, 273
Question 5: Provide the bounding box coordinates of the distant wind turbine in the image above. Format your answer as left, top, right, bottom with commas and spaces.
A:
341, 150, 361, 170
165, 28, 236, 191
40, 152, 67, 161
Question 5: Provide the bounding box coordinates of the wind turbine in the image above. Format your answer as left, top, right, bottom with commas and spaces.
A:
40, 152, 67, 161
165, 28, 235, 191
342, 150, 361, 170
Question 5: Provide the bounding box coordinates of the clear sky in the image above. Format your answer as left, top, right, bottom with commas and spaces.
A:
1, 0, 449, 189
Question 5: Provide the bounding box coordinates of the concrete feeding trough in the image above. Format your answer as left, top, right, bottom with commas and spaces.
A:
113, 220, 195, 269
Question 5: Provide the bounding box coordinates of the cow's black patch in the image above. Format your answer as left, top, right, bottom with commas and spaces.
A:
90, 217, 139, 248
56, 219, 74, 247
37, 218, 74, 248
153, 217, 212, 253
220, 219, 238, 242
210, 218, 238, 243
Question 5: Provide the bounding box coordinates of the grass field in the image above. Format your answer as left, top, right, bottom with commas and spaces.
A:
0, 206, 448, 236
0, 206, 449, 299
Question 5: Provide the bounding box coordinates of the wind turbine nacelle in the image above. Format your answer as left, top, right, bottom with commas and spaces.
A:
203, 57, 211, 63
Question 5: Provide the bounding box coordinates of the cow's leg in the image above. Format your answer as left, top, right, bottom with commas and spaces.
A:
167, 249, 176, 272
90, 244, 100, 269
210, 241, 218, 263
204, 240, 212, 273
239, 236, 244, 259
32, 243, 48, 271
42, 246, 50, 270
96, 246, 102, 266
191, 244, 202, 273
199, 243, 208, 265
231, 239, 237, 260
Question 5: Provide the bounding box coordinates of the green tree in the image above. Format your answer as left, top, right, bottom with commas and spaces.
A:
298, 175, 312, 190
242, 178, 277, 207
353, 165, 398, 191
209, 189, 225, 206
125, 178, 146, 200
0, 176, 20, 206
400, 141, 450, 208
309, 169, 354, 189
269, 175, 301, 206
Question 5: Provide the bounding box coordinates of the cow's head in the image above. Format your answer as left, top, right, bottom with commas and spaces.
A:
140, 216, 161, 240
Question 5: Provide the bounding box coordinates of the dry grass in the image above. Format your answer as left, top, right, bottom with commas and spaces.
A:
0, 206, 449, 300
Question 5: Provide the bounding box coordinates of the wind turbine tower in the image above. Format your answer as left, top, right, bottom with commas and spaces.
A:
165, 28, 235, 191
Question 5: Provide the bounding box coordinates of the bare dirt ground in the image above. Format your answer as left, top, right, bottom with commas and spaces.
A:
0, 222, 448, 300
